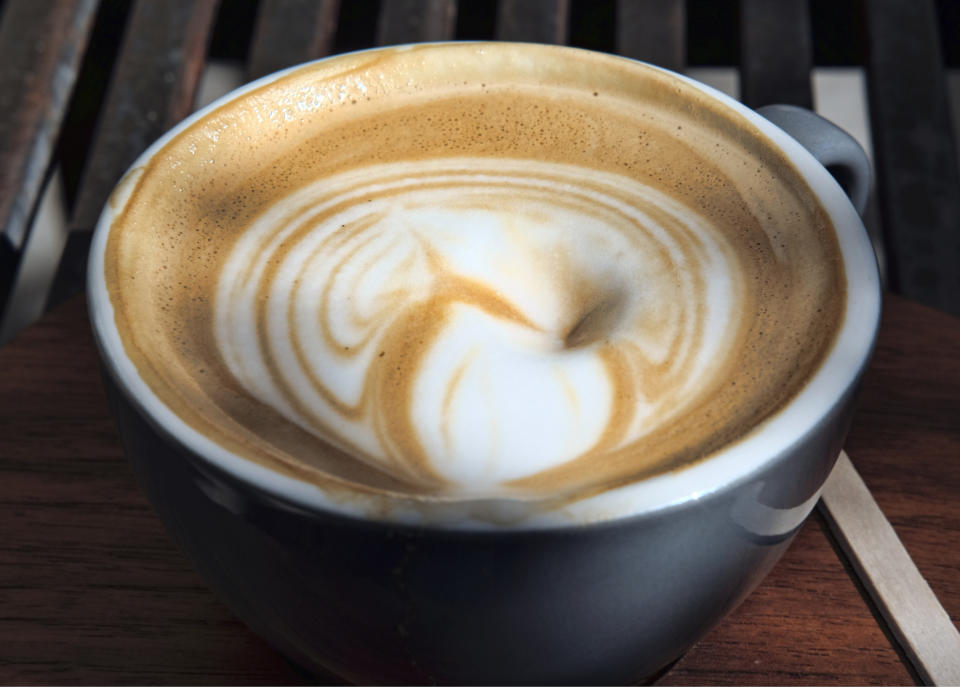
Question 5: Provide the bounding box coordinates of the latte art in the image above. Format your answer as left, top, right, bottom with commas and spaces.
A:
102, 43, 845, 515
215, 159, 740, 493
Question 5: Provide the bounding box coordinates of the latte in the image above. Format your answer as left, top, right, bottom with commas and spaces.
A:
102, 44, 844, 513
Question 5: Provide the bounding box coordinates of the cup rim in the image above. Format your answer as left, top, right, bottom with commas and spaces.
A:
87, 41, 882, 530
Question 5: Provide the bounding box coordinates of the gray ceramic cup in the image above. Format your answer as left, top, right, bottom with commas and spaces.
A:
88, 45, 881, 684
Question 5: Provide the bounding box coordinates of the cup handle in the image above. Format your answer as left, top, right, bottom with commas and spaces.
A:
757, 104, 871, 217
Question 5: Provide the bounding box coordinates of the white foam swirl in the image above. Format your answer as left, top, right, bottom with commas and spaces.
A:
215, 158, 742, 494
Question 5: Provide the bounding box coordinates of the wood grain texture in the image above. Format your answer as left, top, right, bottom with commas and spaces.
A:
0, 0, 97, 315
0, 296, 310, 685
661, 513, 914, 685
45, 0, 220, 311
0, 0, 98, 249
247, 0, 341, 80
821, 452, 960, 685
616, 0, 686, 72
844, 296, 960, 639
376, 0, 458, 45
495, 0, 569, 44
68, 0, 220, 233
863, 0, 960, 317
1, 293, 950, 684
739, 0, 813, 109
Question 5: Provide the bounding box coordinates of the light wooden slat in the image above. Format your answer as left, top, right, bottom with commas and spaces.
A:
820, 452, 960, 686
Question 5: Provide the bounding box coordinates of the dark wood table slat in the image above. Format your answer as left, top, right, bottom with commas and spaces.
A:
739, 0, 813, 109
68, 0, 221, 233
864, 0, 960, 317
247, 0, 341, 81
2, 294, 952, 684
616, 0, 686, 72
45, 0, 221, 313
495, 0, 569, 44
0, 0, 98, 314
0, 295, 310, 685
376, 0, 458, 46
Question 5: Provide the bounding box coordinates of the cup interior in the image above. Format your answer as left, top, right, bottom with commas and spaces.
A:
87, 42, 882, 529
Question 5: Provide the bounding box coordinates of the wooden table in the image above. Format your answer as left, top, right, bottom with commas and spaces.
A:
0, 291, 956, 685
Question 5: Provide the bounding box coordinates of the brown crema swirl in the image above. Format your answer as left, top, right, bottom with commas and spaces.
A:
104, 43, 845, 504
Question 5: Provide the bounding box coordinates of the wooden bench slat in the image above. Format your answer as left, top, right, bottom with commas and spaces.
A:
495, 0, 569, 44
616, 0, 685, 72
0, 0, 98, 314
46, 0, 220, 311
247, 0, 341, 80
739, 0, 813, 109
69, 0, 220, 233
376, 0, 458, 46
864, 0, 960, 316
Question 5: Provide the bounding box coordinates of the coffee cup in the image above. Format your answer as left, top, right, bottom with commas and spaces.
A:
88, 42, 881, 683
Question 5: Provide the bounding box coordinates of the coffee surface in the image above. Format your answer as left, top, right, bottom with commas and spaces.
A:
104, 44, 844, 509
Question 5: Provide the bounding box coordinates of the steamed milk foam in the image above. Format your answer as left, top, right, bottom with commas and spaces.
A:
103, 44, 844, 518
